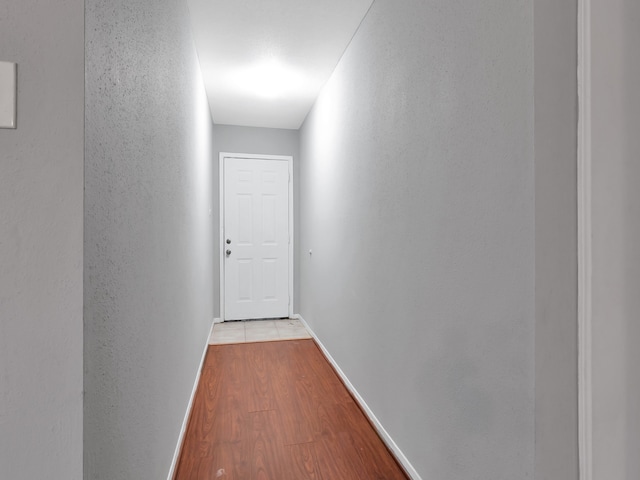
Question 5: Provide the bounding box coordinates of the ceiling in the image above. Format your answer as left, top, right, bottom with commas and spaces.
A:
186, 0, 374, 130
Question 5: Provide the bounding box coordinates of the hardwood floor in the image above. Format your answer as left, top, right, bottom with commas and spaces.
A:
174, 339, 409, 480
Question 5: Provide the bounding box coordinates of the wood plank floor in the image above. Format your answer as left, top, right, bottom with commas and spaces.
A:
174, 339, 409, 480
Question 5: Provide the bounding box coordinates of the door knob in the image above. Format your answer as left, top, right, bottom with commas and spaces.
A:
226, 238, 231, 244
226, 249, 232, 256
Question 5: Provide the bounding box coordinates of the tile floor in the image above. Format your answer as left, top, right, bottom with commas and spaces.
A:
209, 318, 312, 345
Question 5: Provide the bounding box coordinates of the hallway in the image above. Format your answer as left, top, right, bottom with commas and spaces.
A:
2, 0, 590, 478
174, 337, 408, 479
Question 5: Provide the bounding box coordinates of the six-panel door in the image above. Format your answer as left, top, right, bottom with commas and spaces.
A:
224, 157, 290, 320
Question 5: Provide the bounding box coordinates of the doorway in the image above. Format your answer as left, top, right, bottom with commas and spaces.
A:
219, 153, 293, 321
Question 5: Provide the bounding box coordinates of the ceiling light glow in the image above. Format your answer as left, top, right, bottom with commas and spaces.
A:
232, 59, 308, 100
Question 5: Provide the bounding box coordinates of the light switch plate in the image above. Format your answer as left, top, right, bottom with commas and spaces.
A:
0, 61, 17, 129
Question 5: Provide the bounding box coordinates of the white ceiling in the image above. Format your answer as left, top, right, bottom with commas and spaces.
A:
187, 0, 373, 130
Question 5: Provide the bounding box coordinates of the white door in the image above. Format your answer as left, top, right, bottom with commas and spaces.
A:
223, 155, 291, 320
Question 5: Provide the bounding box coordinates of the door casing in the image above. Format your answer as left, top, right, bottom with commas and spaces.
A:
219, 152, 294, 321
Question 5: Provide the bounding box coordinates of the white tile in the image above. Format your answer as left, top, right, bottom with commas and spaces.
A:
275, 318, 310, 340
245, 326, 280, 342
280, 333, 311, 340
276, 323, 307, 332
274, 319, 302, 328
245, 320, 276, 329
210, 329, 245, 345
215, 321, 245, 331
277, 325, 311, 340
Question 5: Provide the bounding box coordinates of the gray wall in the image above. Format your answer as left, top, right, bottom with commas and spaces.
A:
298, 0, 534, 478
0, 1, 84, 478
84, 0, 215, 477
534, 0, 579, 478
212, 124, 300, 316
591, 0, 640, 477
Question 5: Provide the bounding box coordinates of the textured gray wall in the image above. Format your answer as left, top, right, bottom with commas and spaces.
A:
534, 0, 579, 478
299, 0, 534, 478
212, 124, 300, 316
591, 0, 640, 477
0, 1, 84, 478
84, 0, 215, 478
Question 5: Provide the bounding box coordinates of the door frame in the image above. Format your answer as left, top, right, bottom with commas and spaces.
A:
219, 152, 294, 321
577, 0, 592, 477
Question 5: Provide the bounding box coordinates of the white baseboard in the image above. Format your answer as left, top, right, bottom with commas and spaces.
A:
213, 317, 222, 324
167, 319, 215, 480
294, 314, 423, 480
